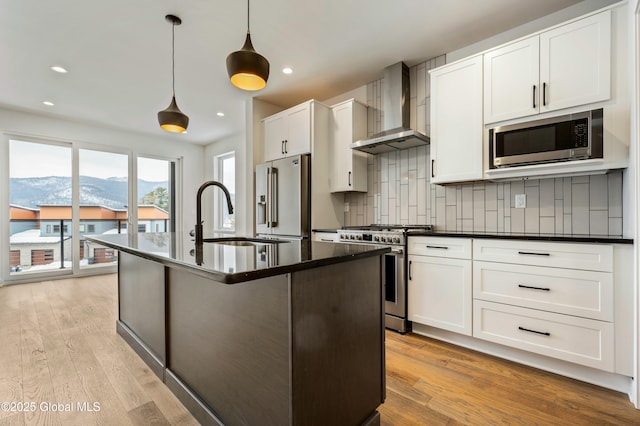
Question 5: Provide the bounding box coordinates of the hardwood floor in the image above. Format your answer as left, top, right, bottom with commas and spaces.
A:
0, 274, 638, 425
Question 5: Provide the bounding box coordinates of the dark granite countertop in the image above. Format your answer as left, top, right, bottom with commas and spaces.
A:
86, 232, 390, 284
407, 230, 633, 244
313, 228, 632, 244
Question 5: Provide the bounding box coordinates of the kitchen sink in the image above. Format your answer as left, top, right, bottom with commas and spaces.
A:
201, 237, 287, 246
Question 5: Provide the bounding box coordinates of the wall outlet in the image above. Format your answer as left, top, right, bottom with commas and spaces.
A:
515, 193, 526, 209
344, 202, 350, 213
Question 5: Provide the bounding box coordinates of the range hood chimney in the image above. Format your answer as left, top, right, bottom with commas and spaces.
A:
351, 62, 429, 154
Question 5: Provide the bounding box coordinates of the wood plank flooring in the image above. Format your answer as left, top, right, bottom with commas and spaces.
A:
1, 274, 639, 425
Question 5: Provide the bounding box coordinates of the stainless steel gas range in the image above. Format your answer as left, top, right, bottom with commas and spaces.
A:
336, 224, 433, 333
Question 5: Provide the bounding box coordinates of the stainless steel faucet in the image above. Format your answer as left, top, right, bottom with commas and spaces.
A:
195, 181, 234, 245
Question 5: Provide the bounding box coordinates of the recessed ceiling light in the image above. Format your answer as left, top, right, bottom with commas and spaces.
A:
217, 112, 225, 117
43, 101, 55, 106
50, 66, 68, 73
282, 67, 293, 75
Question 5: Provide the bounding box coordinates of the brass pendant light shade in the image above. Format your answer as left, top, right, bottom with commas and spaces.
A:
226, 0, 270, 91
158, 96, 189, 133
158, 14, 189, 133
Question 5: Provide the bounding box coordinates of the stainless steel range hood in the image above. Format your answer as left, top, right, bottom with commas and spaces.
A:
351, 62, 429, 154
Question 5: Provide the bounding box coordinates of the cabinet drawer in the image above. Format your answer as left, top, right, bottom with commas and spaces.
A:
473, 262, 613, 321
408, 237, 472, 259
473, 300, 613, 372
473, 239, 613, 271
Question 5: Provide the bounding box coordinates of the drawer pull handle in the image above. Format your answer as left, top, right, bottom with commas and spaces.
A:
426, 245, 449, 250
518, 284, 551, 292
518, 251, 550, 256
518, 326, 550, 337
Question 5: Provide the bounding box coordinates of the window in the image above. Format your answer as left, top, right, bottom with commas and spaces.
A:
79, 224, 85, 232
46, 225, 51, 233
53, 224, 60, 233
215, 152, 235, 231
138, 224, 147, 232
87, 224, 95, 233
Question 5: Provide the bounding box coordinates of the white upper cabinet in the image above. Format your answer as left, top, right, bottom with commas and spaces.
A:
329, 99, 368, 193
430, 55, 484, 184
484, 37, 540, 123
263, 102, 312, 161
484, 10, 611, 124
540, 10, 611, 113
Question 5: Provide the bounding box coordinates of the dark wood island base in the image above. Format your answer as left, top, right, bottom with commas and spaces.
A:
115, 248, 385, 426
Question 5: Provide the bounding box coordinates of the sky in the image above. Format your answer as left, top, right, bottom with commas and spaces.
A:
10, 140, 169, 181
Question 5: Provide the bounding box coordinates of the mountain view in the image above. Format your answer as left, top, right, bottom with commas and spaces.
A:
10, 176, 168, 210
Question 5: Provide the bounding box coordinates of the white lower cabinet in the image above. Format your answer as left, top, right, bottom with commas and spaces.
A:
408, 237, 472, 336
472, 238, 616, 372
407, 236, 630, 376
473, 300, 614, 372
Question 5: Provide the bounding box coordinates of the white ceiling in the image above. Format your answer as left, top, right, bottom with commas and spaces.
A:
1, 0, 597, 145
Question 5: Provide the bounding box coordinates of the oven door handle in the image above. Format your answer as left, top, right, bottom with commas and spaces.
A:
408, 260, 412, 281
390, 247, 404, 255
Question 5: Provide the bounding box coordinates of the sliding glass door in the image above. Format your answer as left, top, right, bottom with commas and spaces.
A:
9, 140, 73, 277
6, 138, 179, 282
78, 149, 129, 271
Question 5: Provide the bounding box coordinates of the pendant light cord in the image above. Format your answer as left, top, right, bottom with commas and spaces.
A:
247, 0, 250, 34
171, 20, 176, 97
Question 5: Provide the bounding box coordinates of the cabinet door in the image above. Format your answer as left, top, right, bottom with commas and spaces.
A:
540, 10, 611, 113
484, 36, 540, 123
330, 100, 368, 192
284, 103, 311, 157
264, 114, 286, 162
408, 255, 472, 335
430, 55, 483, 184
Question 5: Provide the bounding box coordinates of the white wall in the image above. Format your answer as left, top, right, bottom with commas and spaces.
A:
204, 98, 281, 237
0, 107, 205, 282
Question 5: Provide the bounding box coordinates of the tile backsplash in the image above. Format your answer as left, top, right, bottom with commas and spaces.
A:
343, 57, 623, 236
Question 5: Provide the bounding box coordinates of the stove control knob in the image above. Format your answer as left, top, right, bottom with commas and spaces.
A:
349, 234, 355, 240
373, 236, 379, 242
357, 235, 362, 240
393, 237, 400, 244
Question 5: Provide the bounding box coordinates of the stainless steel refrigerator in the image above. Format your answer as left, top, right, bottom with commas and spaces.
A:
256, 154, 310, 239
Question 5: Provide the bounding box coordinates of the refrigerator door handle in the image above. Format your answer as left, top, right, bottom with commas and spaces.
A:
271, 167, 278, 226
266, 167, 272, 227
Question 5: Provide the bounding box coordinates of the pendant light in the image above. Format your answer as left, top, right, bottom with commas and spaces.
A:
158, 14, 189, 133
226, 0, 270, 91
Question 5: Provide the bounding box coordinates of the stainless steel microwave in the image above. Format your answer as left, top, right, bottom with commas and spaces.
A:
489, 109, 603, 168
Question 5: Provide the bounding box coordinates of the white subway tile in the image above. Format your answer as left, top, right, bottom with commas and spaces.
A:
540, 217, 555, 234
485, 183, 497, 211
486, 210, 498, 232
589, 174, 607, 211
589, 210, 608, 235
608, 171, 623, 218
609, 217, 622, 236
446, 205, 457, 230
539, 179, 554, 217
571, 183, 589, 234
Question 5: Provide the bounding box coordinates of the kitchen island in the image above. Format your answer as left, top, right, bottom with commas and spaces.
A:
87, 233, 388, 426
